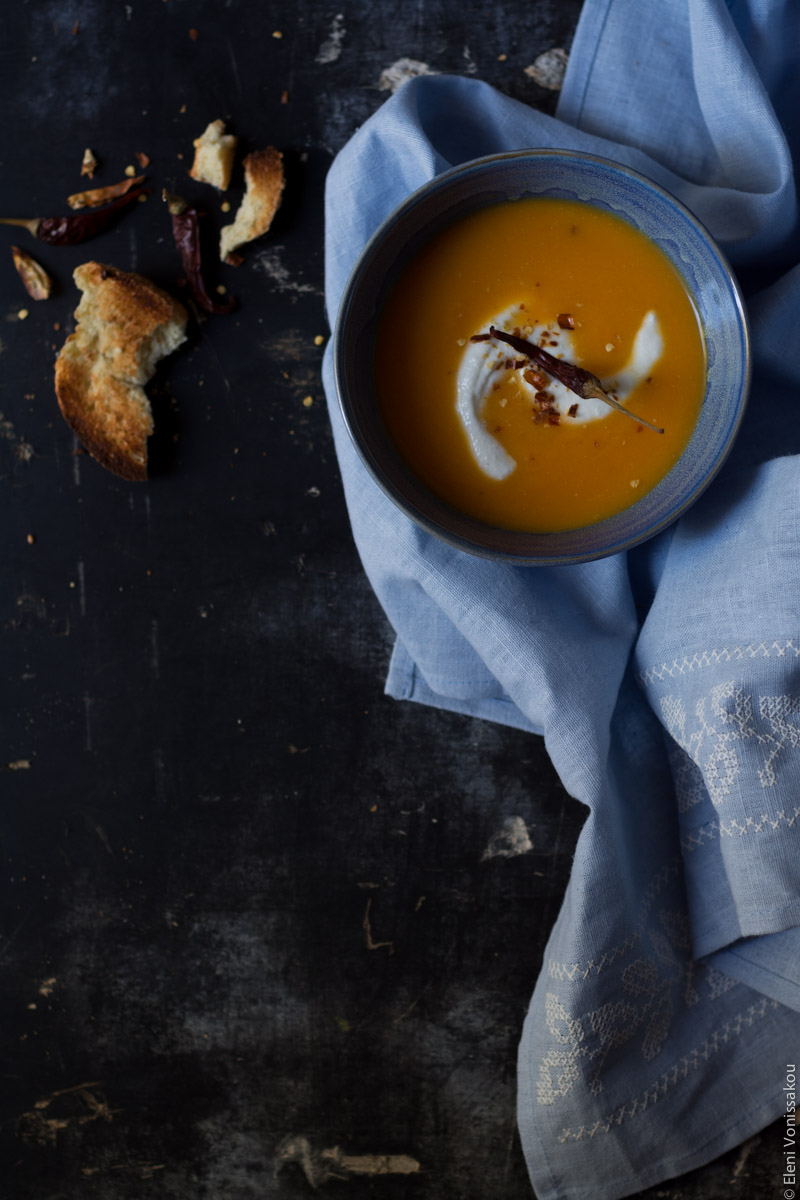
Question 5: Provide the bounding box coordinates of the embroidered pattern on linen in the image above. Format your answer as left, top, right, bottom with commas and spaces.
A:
681, 804, 800, 853
553, 996, 778, 1141
547, 858, 683, 983
659, 682, 800, 806
638, 639, 800, 686
537, 909, 738, 1108
547, 685, 800, 984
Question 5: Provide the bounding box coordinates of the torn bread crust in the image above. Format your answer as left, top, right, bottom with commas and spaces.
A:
55, 263, 188, 481
189, 119, 237, 191
220, 147, 284, 261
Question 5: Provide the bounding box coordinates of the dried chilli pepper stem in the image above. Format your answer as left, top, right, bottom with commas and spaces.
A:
472, 326, 665, 434
0, 185, 151, 246
163, 189, 234, 315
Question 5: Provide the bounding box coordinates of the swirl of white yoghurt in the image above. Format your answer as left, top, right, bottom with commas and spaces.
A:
455, 306, 664, 481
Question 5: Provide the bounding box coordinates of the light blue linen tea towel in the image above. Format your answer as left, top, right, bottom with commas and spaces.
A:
322, 1, 800, 1196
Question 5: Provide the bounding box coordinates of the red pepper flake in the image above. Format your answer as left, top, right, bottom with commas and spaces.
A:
189, 27, 199, 40
135, 151, 151, 169
281, 89, 289, 104
523, 367, 548, 390
557, 313, 575, 329
477, 325, 666, 434
568, 403, 579, 418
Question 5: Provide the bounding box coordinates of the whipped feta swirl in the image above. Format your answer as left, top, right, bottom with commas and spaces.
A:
456, 307, 664, 480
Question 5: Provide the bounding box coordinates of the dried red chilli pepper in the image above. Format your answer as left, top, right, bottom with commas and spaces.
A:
163, 190, 234, 315
11, 245, 53, 299
0, 185, 151, 245
471, 326, 665, 434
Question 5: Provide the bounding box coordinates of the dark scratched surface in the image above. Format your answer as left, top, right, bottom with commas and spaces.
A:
0, 2, 786, 1198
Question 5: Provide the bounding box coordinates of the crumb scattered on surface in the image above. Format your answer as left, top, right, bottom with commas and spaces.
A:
524, 47, 569, 90
378, 58, 437, 93
81, 148, 98, 178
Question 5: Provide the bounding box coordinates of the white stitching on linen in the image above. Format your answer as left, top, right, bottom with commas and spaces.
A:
547, 858, 682, 982
538, 911, 739, 1108
661, 683, 800, 804
681, 805, 800, 853
639, 639, 800, 686
553, 996, 777, 1140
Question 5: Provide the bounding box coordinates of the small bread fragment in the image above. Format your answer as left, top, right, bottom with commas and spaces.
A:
55, 262, 188, 480
219, 147, 284, 261
189, 119, 237, 191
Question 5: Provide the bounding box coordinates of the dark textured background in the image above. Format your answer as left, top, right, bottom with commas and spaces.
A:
0, 2, 787, 1197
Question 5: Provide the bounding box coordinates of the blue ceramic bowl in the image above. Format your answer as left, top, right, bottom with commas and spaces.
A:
334, 149, 750, 565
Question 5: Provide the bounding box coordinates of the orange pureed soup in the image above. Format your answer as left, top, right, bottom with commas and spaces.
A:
374, 197, 706, 532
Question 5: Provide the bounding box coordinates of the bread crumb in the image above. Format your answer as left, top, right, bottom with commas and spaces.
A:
221, 200, 231, 213
630, 479, 640, 488
81, 148, 98, 178
18, 308, 29, 320
26, 534, 35, 544
314, 335, 325, 346
302, 395, 313, 407
189, 119, 237, 191
605, 343, 615, 352
124, 164, 137, 177
272, 29, 283, 37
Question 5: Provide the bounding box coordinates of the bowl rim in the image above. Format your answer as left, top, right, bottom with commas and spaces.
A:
333, 147, 751, 565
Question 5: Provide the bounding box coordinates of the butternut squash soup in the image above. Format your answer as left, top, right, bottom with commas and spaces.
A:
374, 197, 706, 533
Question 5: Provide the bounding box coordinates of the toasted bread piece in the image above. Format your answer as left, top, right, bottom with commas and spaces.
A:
55, 262, 188, 480
219, 147, 284, 261
189, 119, 237, 191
